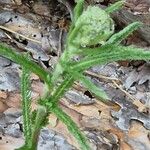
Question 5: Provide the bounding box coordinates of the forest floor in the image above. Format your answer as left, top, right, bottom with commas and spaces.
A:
0, 0, 150, 150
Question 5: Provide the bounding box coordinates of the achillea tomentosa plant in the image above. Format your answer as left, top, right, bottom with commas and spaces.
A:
0, 0, 150, 149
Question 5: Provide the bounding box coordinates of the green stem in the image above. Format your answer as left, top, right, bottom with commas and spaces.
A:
105, 0, 125, 13
47, 75, 75, 107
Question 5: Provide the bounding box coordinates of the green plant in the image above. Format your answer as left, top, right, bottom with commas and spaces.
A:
0, 0, 150, 149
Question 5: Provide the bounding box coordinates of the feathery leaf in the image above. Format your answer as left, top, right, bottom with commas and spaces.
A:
51, 106, 90, 150
70, 45, 150, 71
21, 61, 32, 147
30, 106, 47, 150
107, 22, 142, 45
73, 72, 109, 101
48, 75, 75, 105
105, 0, 125, 13
74, 0, 84, 23
0, 43, 52, 88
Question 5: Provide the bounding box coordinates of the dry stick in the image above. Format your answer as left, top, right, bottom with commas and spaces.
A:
58, 29, 63, 57
112, 80, 138, 101
4, 33, 12, 40
0, 25, 41, 44
85, 70, 120, 82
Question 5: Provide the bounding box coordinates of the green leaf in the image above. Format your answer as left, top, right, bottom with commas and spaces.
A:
16, 106, 47, 150
51, 62, 63, 84
70, 45, 150, 71
73, 72, 109, 101
51, 106, 90, 150
74, 0, 84, 23
75, 44, 112, 57
21, 58, 32, 147
107, 22, 142, 45
30, 106, 47, 150
105, 0, 125, 13
0, 43, 52, 88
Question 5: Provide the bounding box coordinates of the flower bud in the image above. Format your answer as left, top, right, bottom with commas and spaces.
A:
72, 6, 114, 47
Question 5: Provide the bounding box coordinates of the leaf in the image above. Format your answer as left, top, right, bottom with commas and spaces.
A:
74, 0, 84, 23
21, 59, 32, 147
107, 22, 142, 45
51, 105, 91, 150
30, 106, 47, 149
75, 73, 109, 102
0, 43, 52, 88
105, 0, 125, 13
47, 75, 75, 106
70, 45, 150, 71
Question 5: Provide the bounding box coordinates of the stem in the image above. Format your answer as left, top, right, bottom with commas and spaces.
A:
105, 0, 125, 13
47, 76, 75, 106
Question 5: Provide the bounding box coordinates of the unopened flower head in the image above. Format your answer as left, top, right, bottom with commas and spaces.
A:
73, 6, 114, 46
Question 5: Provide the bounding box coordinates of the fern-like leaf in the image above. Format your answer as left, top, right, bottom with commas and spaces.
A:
70, 45, 150, 71
0, 43, 52, 88
51, 106, 90, 150
74, 0, 84, 23
107, 22, 142, 45
73, 72, 109, 101
47, 75, 75, 106
21, 61, 32, 147
30, 106, 47, 150
105, 0, 125, 13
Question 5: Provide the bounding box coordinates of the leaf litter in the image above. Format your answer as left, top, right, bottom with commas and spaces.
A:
0, 0, 150, 150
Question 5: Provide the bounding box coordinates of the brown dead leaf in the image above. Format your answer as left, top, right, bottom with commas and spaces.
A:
0, 91, 7, 99
80, 116, 101, 128
32, 1, 50, 16
0, 101, 8, 112
118, 60, 130, 67
0, 134, 24, 150
127, 122, 150, 150
5, 91, 21, 108
108, 128, 132, 150
31, 80, 44, 100
48, 121, 80, 149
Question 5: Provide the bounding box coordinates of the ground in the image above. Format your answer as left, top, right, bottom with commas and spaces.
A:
0, 0, 150, 150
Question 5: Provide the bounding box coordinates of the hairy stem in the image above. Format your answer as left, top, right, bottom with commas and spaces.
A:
47, 75, 75, 106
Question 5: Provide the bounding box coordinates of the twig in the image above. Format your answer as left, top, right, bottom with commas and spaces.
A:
112, 80, 138, 101
85, 70, 121, 82
0, 25, 41, 44
58, 29, 63, 57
